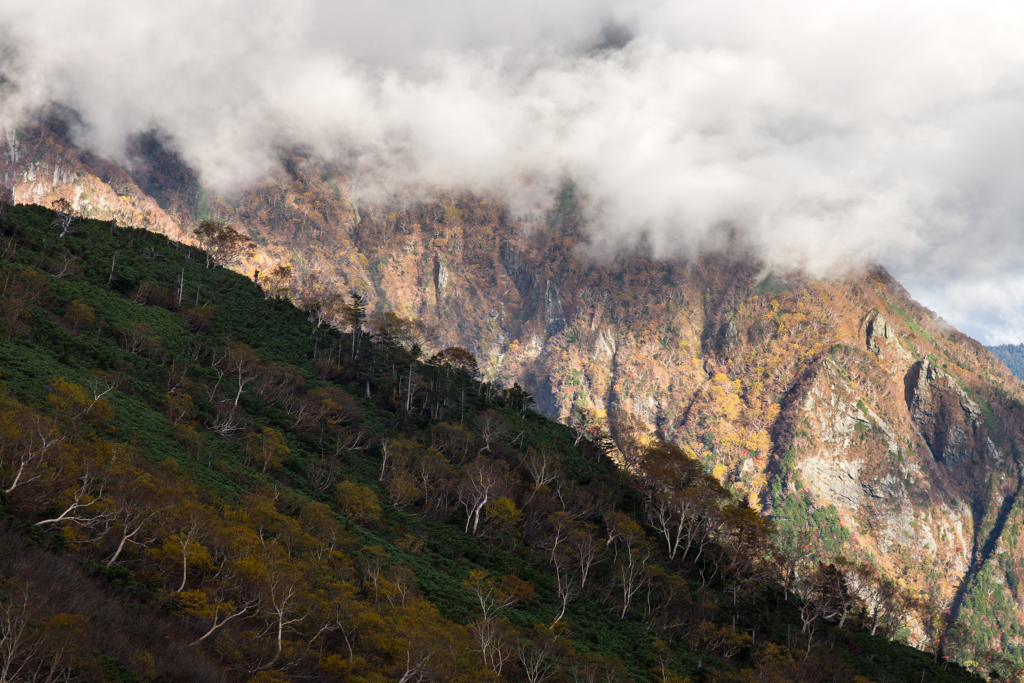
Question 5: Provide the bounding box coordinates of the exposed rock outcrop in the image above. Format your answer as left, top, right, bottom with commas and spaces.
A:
544, 280, 566, 336
863, 311, 914, 366
905, 359, 986, 468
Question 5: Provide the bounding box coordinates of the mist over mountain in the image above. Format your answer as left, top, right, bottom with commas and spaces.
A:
5, 0, 1024, 668
3, 0, 1024, 341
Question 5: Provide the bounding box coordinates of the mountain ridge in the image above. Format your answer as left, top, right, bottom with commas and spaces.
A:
4, 116, 1024, 671
988, 344, 1024, 382
0, 199, 987, 681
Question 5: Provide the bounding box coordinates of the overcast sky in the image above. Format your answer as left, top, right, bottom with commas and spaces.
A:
2, 0, 1024, 343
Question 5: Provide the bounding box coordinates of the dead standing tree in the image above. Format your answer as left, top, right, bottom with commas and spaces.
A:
457, 456, 509, 535
51, 198, 79, 237
474, 409, 510, 455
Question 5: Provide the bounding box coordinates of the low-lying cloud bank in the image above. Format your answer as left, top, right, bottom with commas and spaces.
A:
3, 0, 1024, 341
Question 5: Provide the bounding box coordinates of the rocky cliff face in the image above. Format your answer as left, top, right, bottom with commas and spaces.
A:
5, 118, 1024, 664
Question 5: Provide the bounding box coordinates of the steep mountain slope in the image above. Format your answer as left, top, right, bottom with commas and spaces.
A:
4, 117, 1024, 669
1, 201, 987, 683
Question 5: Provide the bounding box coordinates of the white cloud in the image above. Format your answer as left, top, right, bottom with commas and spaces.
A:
3, 0, 1024, 341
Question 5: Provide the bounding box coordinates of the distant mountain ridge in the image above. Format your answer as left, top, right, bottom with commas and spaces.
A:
988, 343, 1024, 380
4, 116, 1024, 672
